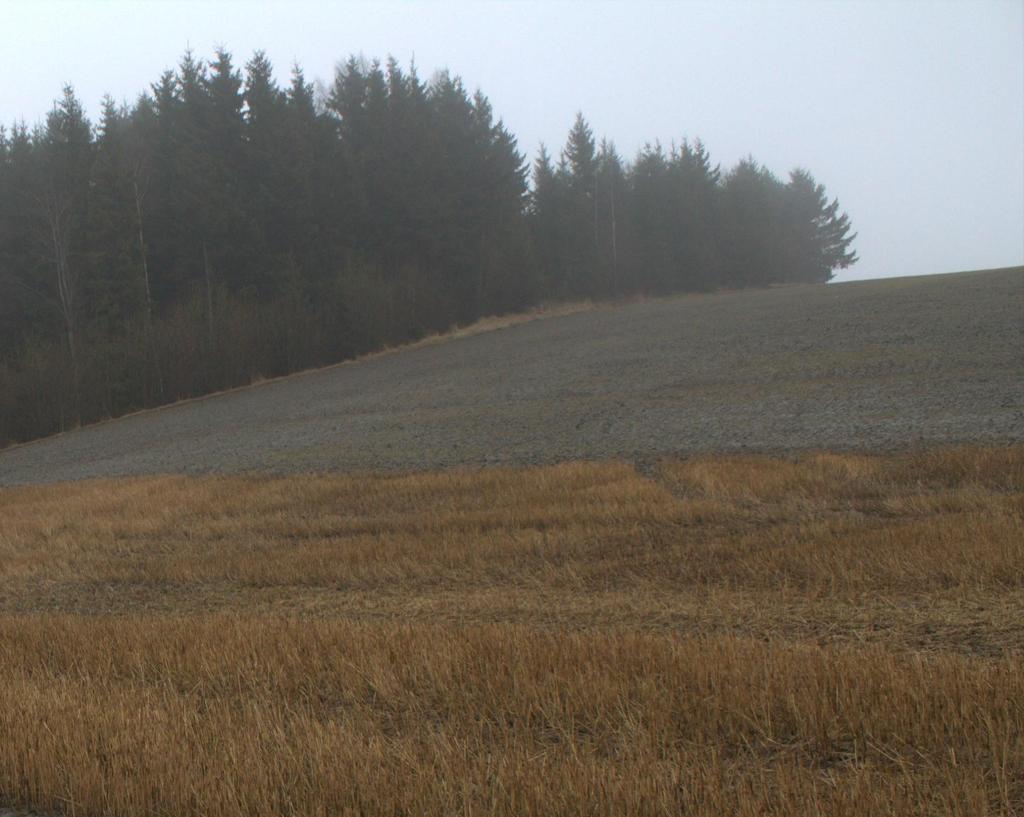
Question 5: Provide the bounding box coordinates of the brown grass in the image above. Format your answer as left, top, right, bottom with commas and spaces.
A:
0, 445, 1021, 815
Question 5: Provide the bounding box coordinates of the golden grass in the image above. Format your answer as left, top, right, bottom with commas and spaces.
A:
0, 445, 1021, 815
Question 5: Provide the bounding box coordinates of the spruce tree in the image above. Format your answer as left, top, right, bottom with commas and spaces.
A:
0, 45, 859, 447
595, 139, 626, 294
559, 113, 600, 295
87, 96, 142, 331
719, 157, 786, 287
667, 138, 720, 291
44, 90, 93, 371
783, 169, 858, 282
630, 142, 674, 292
243, 51, 290, 288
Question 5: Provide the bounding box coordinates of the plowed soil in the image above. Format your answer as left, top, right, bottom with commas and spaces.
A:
1, 267, 1021, 486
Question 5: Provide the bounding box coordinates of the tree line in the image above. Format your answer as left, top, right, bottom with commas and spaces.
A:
0, 49, 857, 447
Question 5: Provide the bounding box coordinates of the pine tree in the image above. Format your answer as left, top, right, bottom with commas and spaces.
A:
564, 112, 597, 192
467, 90, 530, 315
558, 113, 600, 295
667, 138, 721, 291
141, 70, 185, 305
595, 139, 626, 294
204, 47, 248, 293
285, 62, 338, 277
87, 97, 142, 330
783, 169, 858, 282
0, 45, 859, 447
243, 51, 290, 287
719, 157, 787, 287
630, 142, 675, 292
37, 86, 94, 419
0, 125, 36, 351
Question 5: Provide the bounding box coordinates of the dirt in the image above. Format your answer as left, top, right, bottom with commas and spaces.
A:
1, 267, 1021, 487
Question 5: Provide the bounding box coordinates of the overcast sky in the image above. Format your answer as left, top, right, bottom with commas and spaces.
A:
3, 0, 1022, 282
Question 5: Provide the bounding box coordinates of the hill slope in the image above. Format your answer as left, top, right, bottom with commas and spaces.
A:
1, 267, 1021, 486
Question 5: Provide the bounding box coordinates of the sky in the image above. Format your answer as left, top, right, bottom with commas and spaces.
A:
2, 0, 1022, 282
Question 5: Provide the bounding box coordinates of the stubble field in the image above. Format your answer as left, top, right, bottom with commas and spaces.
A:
0, 444, 1021, 815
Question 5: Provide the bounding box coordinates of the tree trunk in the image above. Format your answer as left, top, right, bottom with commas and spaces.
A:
610, 176, 618, 293
203, 241, 215, 347
132, 177, 155, 330
132, 174, 164, 401
47, 193, 80, 426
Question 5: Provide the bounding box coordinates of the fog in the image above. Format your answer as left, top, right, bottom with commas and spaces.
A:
3, 0, 1022, 282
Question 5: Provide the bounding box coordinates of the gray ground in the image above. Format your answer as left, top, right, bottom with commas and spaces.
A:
1, 268, 1022, 487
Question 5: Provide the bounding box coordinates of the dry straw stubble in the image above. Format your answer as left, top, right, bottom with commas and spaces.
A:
0, 445, 1021, 815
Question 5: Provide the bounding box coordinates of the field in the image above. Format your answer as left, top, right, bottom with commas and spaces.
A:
1, 445, 1021, 816
1, 267, 1022, 486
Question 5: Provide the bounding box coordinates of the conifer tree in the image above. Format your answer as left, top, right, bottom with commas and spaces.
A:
629, 142, 674, 292
666, 138, 720, 291
0, 47, 858, 447
529, 143, 568, 294
0, 124, 38, 353
87, 97, 141, 330
203, 48, 248, 293
243, 51, 290, 287
141, 70, 185, 305
595, 139, 626, 293
36, 86, 94, 418
783, 169, 858, 282
559, 113, 600, 295
719, 157, 786, 287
